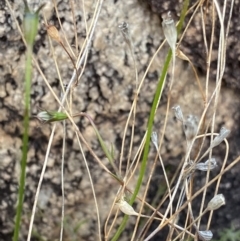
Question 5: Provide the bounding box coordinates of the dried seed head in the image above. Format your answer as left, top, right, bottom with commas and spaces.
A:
118, 22, 129, 35
195, 158, 217, 171
198, 230, 213, 241
118, 22, 131, 46
151, 131, 158, 147
46, 25, 61, 43
207, 194, 226, 211
204, 158, 217, 170
116, 199, 138, 216
161, 11, 177, 51
211, 127, 230, 148
183, 115, 198, 140
219, 126, 230, 138
172, 105, 184, 122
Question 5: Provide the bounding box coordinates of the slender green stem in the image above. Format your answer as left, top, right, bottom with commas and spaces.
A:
13, 46, 33, 241
13, 4, 40, 239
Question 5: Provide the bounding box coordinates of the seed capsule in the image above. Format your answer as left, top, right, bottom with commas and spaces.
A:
183, 115, 198, 140
195, 158, 217, 171
161, 11, 177, 51
172, 105, 184, 122
46, 25, 61, 43
207, 194, 226, 211
198, 230, 213, 241
211, 127, 230, 148
116, 199, 138, 216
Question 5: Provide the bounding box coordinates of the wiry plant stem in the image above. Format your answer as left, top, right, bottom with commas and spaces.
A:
13, 45, 32, 241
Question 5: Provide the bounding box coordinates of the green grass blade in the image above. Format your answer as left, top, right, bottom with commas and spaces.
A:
13, 46, 33, 241
13, 4, 40, 240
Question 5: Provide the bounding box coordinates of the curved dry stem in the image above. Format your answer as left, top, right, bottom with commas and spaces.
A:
157, 154, 240, 238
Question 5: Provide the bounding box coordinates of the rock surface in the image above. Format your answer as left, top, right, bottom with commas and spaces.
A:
1, 0, 240, 240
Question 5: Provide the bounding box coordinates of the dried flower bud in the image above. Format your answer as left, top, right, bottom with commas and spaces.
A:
116, 199, 138, 216
195, 158, 217, 171
183, 115, 198, 140
197, 230, 213, 241
161, 11, 177, 51
36, 110, 68, 123
207, 194, 225, 211
172, 105, 184, 122
211, 127, 230, 148
151, 131, 158, 147
46, 25, 62, 43
118, 22, 131, 46
219, 126, 230, 138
